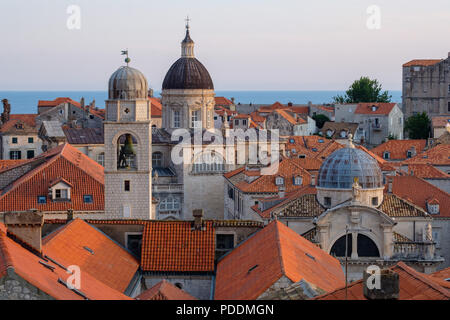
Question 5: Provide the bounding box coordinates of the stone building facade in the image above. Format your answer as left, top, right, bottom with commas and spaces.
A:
402, 53, 450, 119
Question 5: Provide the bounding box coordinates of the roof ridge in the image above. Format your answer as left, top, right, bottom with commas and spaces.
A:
273, 221, 288, 278
395, 262, 450, 298
0, 231, 15, 275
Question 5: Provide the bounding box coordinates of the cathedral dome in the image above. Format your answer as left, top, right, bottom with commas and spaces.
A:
317, 147, 383, 189
108, 66, 148, 100
162, 24, 214, 90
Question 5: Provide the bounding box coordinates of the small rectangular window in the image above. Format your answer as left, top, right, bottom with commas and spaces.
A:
27, 150, 35, 159
372, 197, 379, 206
55, 189, 68, 199
9, 151, 21, 160
37, 196, 47, 204
12, 137, 18, 144
324, 197, 331, 207
124, 180, 130, 191
83, 195, 93, 203
28, 137, 34, 143
216, 234, 234, 250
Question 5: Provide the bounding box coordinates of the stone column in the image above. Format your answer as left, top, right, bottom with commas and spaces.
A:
381, 224, 393, 259
351, 232, 358, 259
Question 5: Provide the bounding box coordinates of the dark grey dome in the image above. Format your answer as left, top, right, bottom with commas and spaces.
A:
162, 58, 214, 90
108, 66, 148, 100
317, 148, 382, 189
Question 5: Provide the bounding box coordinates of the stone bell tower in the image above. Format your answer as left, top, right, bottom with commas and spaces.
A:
103, 53, 154, 219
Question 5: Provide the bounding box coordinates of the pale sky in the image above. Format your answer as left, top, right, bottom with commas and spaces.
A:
0, 0, 449, 91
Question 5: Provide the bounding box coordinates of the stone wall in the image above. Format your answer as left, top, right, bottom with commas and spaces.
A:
0, 271, 53, 300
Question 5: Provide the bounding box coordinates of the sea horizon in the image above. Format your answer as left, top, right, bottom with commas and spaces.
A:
0, 90, 402, 114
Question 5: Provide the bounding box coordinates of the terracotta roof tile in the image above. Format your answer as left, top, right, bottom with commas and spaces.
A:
0, 227, 131, 300
403, 59, 442, 67
137, 280, 197, 300
38, 97, 81, 108
387, 175, 450, 217
355, 103, 396, 115
371, 140, 427, 160
0, 143, 104, 213
403, 144, 450, 166
214, 221, 345, 300
380, 193, 429, 217
215, 97, 234, 106
315, 262, 450, 300
319, 122, 358, 139
149, 97, 162, 117
141, 221, 215, 272
0, 114, 38, 133
432, 116, 450, 128
228, 158, 312, 194
285, 135, 344, 160
42, 219, 139, 293
0, 160, 28, 171
406, 164, 450, 179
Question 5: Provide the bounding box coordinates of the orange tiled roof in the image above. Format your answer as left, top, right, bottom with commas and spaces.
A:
315, 261, 450, 300
290, 158, 322, 171
149, 97, 162, 117
285, 135, 344, 160
0, 114, 38, 133
249, 111, 266, 124
137, 280, 197, 300
215, 97, 234, 106
406, 164, 450, 179
432, 116, 450, 128
355, 103, 396, 115
258, 102, 285, 113
141, 221, 215, 272
275, 109, 305, 125
0, 160, 28, 171
403, 144, 450, 166
403, 59, 442, 67
288, 106, 309, 115
251, 187, 319, 219
214, 220, 345, 300
387, 175, 450, 217
229, 158, 312, 194
431, 267, 450, 281
0, 226, 131, 300
371, 140, 427, 161
0, 143, 104, 213
233, 114, 251, 120
38, 97, 81, 108
42, 219, 139, 293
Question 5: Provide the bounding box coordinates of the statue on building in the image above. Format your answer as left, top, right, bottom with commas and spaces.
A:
352, 177, 362, 203
425, 223, 433, 241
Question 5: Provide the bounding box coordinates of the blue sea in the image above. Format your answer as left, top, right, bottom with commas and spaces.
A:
0, 90, 402, 114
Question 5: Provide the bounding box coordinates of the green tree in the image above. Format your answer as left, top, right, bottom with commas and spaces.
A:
312, 114, 330, 129
333, 77, 392, 103
404, 112, 430, 139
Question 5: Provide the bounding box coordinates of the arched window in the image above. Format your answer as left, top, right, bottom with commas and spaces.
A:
159, 197, 180, 212
192, 151, 225, 173
330, 234, 380, 257
152, 152, 163, 167
117, 134, 138, 170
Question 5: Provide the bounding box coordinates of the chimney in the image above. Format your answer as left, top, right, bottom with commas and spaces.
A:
4, 210, 44, 254
67, 209, 74, 223
363, 268, 399, 300
192, 209, 204, 230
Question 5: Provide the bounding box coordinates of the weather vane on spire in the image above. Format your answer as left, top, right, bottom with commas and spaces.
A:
121, 49, 130, 66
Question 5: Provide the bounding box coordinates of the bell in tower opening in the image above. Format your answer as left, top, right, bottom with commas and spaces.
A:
117, 133, 137, 169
